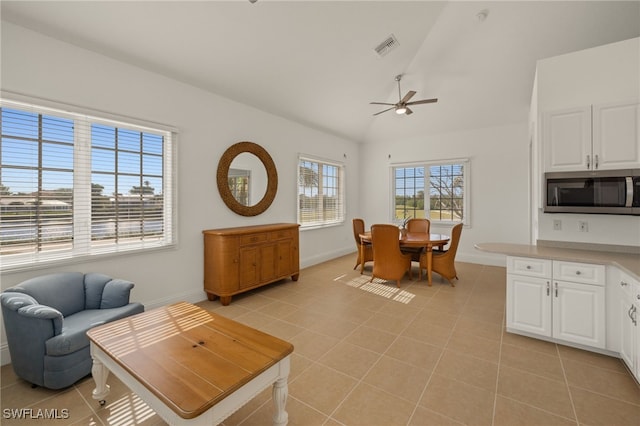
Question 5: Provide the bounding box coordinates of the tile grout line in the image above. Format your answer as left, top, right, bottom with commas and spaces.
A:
405, 273, 478, 425
556, 343, 581, 424
491, 301, 506, 426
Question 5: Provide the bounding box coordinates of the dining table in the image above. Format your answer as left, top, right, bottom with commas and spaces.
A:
359, 230, 450, 286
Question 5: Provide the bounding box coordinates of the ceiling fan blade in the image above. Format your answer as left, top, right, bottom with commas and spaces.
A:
370, 102, 396, 106
373, 107, 395, 116
405, 107, 413, 115
406, 98, 438, 106
400, 90, 416, 104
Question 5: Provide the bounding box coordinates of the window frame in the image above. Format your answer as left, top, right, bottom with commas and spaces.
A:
297, 154, 345, 230
0, 95, 177, 272
390, 158, 470, 227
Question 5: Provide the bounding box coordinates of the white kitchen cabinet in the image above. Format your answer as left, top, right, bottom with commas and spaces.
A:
543, 100, 640, 172
553, 279, 605, 348
507, 274, 552, 337
543, 106, 592, 171
616, 268, 639, 381
635, 283, 640, 382
593, 101, 640, 170
506, 256, 606, 349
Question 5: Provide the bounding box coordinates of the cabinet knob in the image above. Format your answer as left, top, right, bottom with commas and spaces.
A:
526, 265, 531, 270
621, 281, 628, 287
575, 270, 581, 276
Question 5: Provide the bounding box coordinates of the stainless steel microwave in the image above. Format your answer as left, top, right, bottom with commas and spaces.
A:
544, 169, 640, 215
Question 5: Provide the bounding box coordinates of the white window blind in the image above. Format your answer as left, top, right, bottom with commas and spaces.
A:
297, 155, 345, 228
0, 99, 176, 271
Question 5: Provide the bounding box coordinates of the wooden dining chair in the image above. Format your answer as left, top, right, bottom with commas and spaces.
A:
406, 218, 430, 234
422, 223, 463, 286
402, 218, 431, 278
352, 218, 373, 273
370, 224, 412, 287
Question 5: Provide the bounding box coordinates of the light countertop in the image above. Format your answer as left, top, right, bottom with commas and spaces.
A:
475, 242, 640, 280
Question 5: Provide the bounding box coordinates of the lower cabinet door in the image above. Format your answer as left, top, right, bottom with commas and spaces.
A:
634, 302, 640, 382
507, 274, 552, 337
619, 297, 635, 371
553, 280, 605, 349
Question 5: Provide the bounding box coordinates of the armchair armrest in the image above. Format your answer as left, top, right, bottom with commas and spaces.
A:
100, 279, 135, 309
17, 304, 64, 335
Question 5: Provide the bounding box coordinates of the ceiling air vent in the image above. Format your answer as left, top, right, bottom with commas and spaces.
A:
374, 34, 399, 57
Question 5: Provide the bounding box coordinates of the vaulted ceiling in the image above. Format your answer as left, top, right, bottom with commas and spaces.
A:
2, 1, 639, 144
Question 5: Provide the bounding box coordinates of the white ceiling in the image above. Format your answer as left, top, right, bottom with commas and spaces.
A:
2, 1, 639, 144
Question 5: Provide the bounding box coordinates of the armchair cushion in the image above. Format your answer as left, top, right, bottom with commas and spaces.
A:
100, 279, 135, 309
45, 304, 142, 356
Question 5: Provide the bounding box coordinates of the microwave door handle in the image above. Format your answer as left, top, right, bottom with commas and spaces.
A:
553, 187, 559, 206
626, 177, 633, 207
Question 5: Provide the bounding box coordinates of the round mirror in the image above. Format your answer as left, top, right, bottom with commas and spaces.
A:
217, 141, 278, 216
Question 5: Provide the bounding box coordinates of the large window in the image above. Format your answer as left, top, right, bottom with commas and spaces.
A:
0, 99, 176, 271
298, 156, 345, 228
392, 160, 469, 224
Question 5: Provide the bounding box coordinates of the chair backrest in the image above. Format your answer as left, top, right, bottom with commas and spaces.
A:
445, 223, 463, 258
6, 272, 86, 317
352, 218, 365, 245
370, 224, 403, 259
406, 218, 430, 234
371, 224, 409, 281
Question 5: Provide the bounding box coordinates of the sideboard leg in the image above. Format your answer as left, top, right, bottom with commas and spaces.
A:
220, 296, 232, 306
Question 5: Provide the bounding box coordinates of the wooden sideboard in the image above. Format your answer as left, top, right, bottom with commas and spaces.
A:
203, 223, 300, 305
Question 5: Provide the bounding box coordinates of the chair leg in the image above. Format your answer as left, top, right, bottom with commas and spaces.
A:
396, 279, 400, 288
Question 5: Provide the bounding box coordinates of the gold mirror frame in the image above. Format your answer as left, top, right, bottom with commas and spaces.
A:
217, 141, 278, 216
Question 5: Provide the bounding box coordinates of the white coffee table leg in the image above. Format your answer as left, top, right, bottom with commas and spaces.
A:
90, 348, 111, 405
272, 376, 289, 426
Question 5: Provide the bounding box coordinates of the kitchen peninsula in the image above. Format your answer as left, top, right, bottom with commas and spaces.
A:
476, 242, 640, 384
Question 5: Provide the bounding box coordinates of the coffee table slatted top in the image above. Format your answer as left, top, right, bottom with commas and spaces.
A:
87, 302, 294, 419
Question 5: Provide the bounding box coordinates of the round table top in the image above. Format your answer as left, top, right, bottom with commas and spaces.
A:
360, 231, 449, 247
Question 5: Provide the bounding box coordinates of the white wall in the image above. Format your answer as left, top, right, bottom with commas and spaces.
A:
534, 37, 640, 246
359, 122, 531, 267
0, 22, 362, 363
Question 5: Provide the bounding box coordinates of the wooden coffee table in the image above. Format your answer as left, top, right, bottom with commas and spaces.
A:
87, 302, 294, 425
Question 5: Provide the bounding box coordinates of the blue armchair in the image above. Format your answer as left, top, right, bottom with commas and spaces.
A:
1, 272, 144, 389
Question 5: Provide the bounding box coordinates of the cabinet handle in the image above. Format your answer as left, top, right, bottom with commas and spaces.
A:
546, 281, 550, 296
621, 281, 628, 287
586, 155, 590, 169
594, 154, 599, 169
554, 282, 558, 297
631, 306, 637, 326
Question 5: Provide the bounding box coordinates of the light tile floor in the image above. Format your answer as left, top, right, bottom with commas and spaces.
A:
2, 254, 639, 425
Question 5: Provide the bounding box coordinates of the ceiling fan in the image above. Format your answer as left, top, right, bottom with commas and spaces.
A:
370, 74, 437, 116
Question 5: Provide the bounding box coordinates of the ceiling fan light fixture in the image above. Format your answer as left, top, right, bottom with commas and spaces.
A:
395, 107, 407, 115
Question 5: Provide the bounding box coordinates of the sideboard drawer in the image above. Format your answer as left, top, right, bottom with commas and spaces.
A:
270, 229, 294, 240
553, 261, 605, 286
507, 256, 552, 278
240, 233, 268, 246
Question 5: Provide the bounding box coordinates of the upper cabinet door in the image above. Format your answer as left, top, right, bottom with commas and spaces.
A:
543, 106, 592, 172
593, 101, 640, 170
